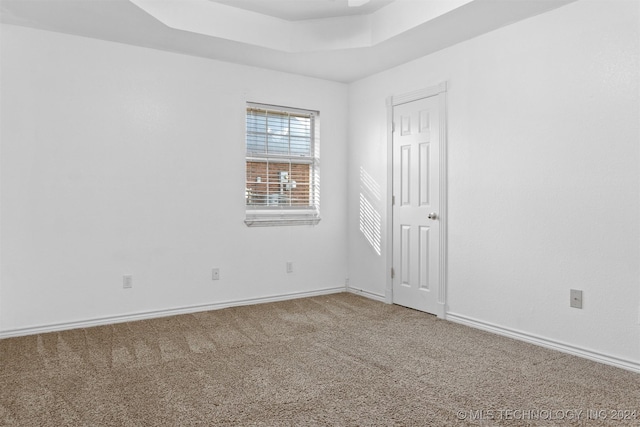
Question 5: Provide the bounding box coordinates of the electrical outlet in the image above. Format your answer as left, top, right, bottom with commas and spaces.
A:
212, 268, 220, 280
123, 275, 133, 289
286, 262, 293, 273
570, 289, 583, 309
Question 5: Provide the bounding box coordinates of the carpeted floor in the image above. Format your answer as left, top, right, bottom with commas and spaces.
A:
0, 292, 638, 426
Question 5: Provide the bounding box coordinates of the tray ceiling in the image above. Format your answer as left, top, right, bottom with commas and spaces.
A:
209, 0, 396, 21
0, 0, 578, 83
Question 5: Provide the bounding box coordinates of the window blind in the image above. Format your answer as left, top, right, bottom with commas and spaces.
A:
245, 103, 319, 213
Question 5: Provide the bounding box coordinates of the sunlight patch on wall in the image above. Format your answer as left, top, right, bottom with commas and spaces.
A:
359, 166, 381, 255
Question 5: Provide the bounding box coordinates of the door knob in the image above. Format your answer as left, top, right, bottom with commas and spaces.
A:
428, 212, 438, 220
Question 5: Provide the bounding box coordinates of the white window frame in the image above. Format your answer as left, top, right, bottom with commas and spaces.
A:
244, 102, 321, 227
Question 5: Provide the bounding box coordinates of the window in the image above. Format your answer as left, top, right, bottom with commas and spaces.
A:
244, 103, 320, 226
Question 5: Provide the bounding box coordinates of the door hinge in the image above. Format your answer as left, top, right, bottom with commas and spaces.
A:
391, 268, 395, 279
392, 195, 395, 206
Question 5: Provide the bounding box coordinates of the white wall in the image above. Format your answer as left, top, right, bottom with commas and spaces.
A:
0, 25, 349, 332
347, 0, 640, 365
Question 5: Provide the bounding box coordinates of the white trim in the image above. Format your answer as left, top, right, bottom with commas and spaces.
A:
436, 83, 448, 318
0, 286, 345, 339
387, 82, 449, 317
446, 312, 640, 374
244, 213, 321, 227
347, 287, 387, 303
385, 96, 394, 305
390, 82, 447, 107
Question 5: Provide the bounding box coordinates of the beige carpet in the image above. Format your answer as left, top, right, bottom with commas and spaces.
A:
0, 292, 638, 426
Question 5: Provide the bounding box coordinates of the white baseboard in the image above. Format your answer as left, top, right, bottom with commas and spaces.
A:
0, 286, 346, 339
347, 287, 387, 303
446, 312, 640, 374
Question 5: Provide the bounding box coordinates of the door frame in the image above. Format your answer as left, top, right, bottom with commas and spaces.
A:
385, 82, 448, 318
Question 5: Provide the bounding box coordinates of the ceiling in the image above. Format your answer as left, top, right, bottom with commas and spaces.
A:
0, 0, 578, 83
209, 0, 396, 21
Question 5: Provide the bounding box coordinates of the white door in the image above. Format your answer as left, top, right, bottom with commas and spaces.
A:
392, 95, 442, 315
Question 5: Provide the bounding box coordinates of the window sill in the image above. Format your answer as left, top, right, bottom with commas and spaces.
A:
244, 211, 321, 227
